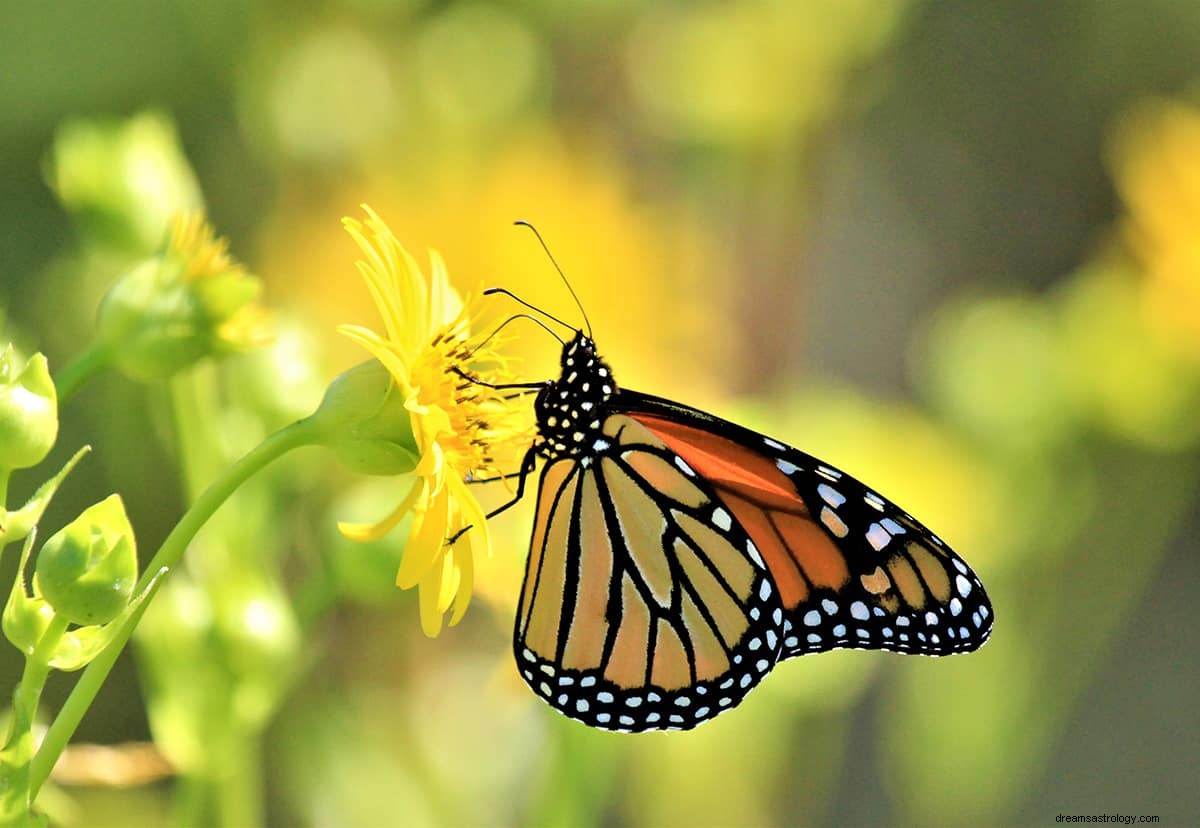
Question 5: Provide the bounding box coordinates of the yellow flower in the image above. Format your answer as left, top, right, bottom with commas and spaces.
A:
97, 212, 272, 380
1112, 99, 1200, 358
335, 206, 530, 636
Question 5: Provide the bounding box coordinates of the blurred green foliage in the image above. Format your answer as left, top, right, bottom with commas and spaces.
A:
2, 1, 1199, 826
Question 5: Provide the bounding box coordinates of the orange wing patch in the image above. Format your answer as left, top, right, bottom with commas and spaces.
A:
632, 412, 849, 612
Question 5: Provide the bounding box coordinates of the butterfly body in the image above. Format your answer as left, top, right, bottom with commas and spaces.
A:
509, 331, 992, 732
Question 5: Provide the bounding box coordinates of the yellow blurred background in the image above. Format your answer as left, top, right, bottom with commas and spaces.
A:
2, 1, 1199, 825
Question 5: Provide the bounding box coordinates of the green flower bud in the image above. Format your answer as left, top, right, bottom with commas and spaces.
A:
47, 112, 203, 255
311, 360, 419, 475
0, 348, 57, 470
3, 546, 57, 659
96, 214, 272, 381
34, 495, 137, 626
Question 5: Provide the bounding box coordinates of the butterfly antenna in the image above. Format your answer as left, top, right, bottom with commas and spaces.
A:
483, 287, 574, 334
513, 220, 593, 338
469, 313, 565, 361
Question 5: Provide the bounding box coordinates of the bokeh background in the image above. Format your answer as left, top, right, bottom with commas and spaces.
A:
3, 1, 1199, 825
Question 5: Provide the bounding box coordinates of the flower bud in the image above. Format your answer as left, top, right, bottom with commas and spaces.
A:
0, 348, 58, 470
35, 495, 137, 626
311, 360, 419, 475
3, 535, 57, 656
96, 214, 272, 380
47, 112, 203, 255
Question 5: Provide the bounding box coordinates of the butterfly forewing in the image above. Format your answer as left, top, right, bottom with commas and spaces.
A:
514, 415, 785, 732
620, 395, 994, 659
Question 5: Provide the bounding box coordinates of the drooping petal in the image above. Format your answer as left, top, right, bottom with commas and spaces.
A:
436, 547, 461, 615
337, 478, 423, 542
396, 481, 450, 588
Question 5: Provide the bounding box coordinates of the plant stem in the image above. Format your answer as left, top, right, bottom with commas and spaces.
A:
52, 342, 111, 402
28, 415, 326, 797
0, 615, 70, 823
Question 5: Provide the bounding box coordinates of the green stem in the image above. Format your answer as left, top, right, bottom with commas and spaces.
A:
52, 342, 112, 402
0, 615, 70, 823
28, 415, 326, 797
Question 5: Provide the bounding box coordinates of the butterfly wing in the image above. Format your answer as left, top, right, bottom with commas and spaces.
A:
615, 391, 994, 659
514, 414, 785, 732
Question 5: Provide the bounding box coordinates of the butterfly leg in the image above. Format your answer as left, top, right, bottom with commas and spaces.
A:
452, 365, 547, 392
446, 445, 539, 545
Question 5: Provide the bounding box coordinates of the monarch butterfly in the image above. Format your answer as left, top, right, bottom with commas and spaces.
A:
470, 227, 993, 732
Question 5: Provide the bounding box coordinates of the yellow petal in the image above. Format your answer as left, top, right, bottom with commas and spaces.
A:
450, 476, 491, 558
417, 555, 447, 637
412, 404, 454, 452
437, 548, 461, 615
413, 440, 448, 498
343, 221, 404, 345
427, 249, 464, 331
337, 479, 423, 542
396, 481, 449, 588
446, 497, 478, 627
338, 325, 414, 382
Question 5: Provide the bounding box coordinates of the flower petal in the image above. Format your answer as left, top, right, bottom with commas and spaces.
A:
396, 480, 449, 588
337, 478, 423, 542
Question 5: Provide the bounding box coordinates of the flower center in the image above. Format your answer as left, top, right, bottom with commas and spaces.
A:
411, 320, 531, 483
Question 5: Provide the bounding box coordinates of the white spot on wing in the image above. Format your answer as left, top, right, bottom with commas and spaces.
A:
817, 483, 846, 507
746, 540, 764, 567
712, 508, 732, 531
866, 523, 890, 551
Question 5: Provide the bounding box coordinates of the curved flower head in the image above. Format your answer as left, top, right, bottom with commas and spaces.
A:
97, 212, 272, 380
336, 206, 530, 636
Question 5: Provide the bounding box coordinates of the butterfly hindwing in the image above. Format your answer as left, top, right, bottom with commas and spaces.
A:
618, 392, 994, 659
514, 414, 785, 732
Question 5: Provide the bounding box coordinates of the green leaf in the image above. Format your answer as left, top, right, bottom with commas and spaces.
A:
0, 446, 90, 546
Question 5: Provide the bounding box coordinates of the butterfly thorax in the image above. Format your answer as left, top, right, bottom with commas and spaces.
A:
534, 332, 617, 460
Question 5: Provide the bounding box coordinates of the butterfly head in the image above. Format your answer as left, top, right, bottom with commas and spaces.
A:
534, 331, 617, 459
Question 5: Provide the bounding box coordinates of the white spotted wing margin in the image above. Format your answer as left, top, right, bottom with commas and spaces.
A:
513, 414, 786, 732
609, 389, 995, 661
